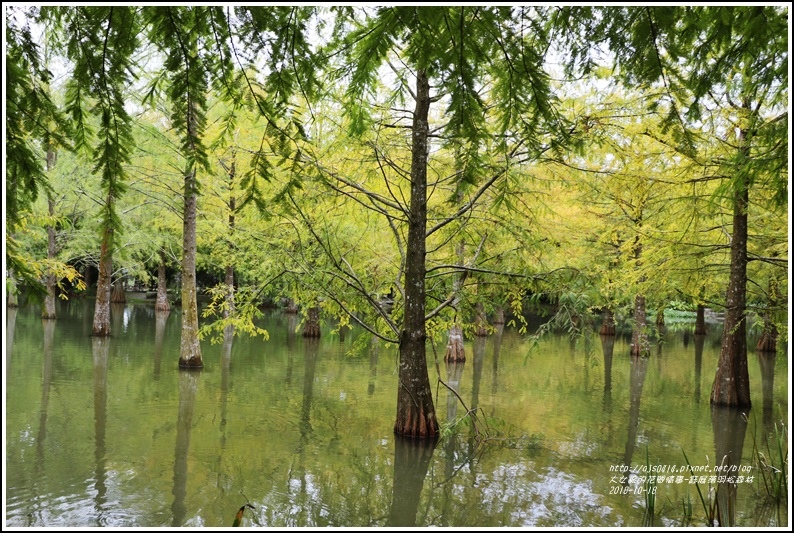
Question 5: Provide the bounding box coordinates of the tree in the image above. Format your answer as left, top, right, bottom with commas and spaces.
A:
320, 6, 569, 438
6, 5, 75, 302
37, 6, 140, 336
555, 5, 788, 407
144, 6, 217, 367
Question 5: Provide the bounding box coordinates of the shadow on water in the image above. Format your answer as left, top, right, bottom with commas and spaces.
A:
7, 306, 18, 366
757, 350, 776, 431
287, 336, 320, 524
91, 336, 110, 526
471, 336, 486, 414
153, 310, 170, 381
490, 322, 504, 397
711, 406, 749, 527
172, 369, 200, 526
285, 313, 298, 385
622, 353, 650, 477
220, 325, 234, 452
386, 436, 438, 527
441, 359, 465, 527
694, 333, 706, 405
368, 336, 380, 396
29, 319, 56, 524
601, 334, 614, 414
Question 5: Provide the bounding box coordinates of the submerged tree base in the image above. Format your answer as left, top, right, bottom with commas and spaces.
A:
178, 357, 204, 370
394, 407, 439, 439
444, 325, 465, 363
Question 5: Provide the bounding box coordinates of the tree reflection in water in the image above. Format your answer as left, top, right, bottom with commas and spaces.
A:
386, 436, 437, 527
172, 369, 200, 526
92, 336, 110, 526
622, 353, 650, 478
710, 406, 748, 527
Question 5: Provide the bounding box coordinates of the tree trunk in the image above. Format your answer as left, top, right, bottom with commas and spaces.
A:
756, 316, 778, 353
474, 301, 488, 336
444, 323, 465, 363
710, 163, 750, 407
395, 69, 438, 439
42, 148, 58, 319
155, 250, 170, 313
224, 164, 236, 319
7, 268, 19, 308
630, 294, 649, 356
92, 223, 113, 337
599, 308, 616, 336
111, 278, 126, 304
655, 307, 665, 334
178, 166, 203, 369
694, 304, 706, 335
83, 263, 98, 290
302, 305, 321, 338
223, 265, 235, 319
285, 297, 299, 314
756, 278, 778, 353
42, 191, 57, 319
493, 306, 505, 325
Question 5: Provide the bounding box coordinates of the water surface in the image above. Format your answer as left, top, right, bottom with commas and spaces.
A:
4, 301, 789, 527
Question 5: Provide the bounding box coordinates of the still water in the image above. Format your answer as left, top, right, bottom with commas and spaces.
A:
4, 300, 789, 528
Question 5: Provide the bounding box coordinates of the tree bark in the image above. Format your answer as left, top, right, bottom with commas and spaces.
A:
599, 308, 616, 336
630, 294, 649, 356
474, 301, 488, 336
710, 152, 751, 407
694, 303, 706, 335
224, 161, 236, 319
42, 147, 58, 319
756, 278, 778, 353
42, 148, 58, 319
492, 306, 505, 325
178, 165, 203, 369
92, 221, 113, 337
655, 307, 665, 334
303, 305, 321, 338
444, 323, 465, 363
7, 268, 19, 308
111, 278, 126, 304
155, 250, 170, 313
756, 316, 778, 353
395, 69, 438, 439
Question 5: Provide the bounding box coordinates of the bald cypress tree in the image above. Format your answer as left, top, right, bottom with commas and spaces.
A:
556, 5, 788, 408
335, 6, 569, 438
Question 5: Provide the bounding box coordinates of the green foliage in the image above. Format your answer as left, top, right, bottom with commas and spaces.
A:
200, 284, 270, 344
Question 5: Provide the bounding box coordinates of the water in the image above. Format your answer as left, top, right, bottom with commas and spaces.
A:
4, 300, 789, 527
